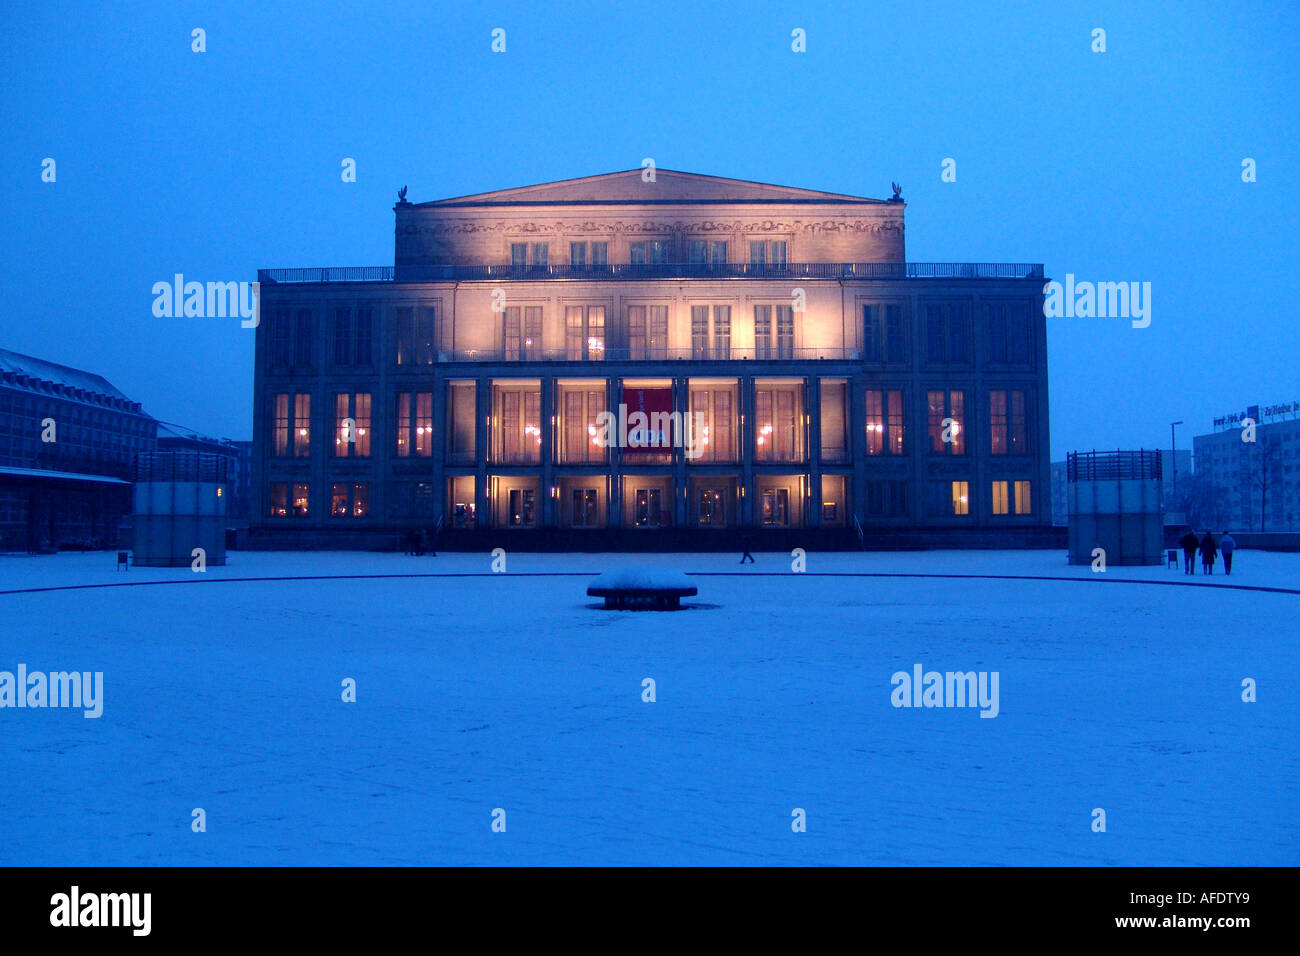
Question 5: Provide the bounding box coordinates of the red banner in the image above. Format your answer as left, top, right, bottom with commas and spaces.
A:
623, 387, 673, 461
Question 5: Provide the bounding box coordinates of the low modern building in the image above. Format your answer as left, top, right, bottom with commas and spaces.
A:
132, 451, 231, 567
1052, 448, 1190, 527
1192, 403, 1300, 532
1065, 450, 1164, 566
0, 348, 157, 552
157, 423, 253, 523
252, 169, 1053, 549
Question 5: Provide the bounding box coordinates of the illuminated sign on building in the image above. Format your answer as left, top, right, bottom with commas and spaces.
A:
1213, 401, 1299, 430
620, 387, 674, 463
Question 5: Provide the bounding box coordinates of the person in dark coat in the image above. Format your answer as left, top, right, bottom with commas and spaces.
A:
414, 529, 426, 557
1199, 532, 1217, 575
425, 526, 437, 557
739, 534, 755, 564
1219, 531, 1237, 575
1179, 530, 1199, 574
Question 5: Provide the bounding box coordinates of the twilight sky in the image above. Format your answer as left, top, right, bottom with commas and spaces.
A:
1, 0, 1296, 458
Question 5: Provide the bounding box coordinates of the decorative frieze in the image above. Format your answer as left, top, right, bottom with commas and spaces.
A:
398, 217, 903, 237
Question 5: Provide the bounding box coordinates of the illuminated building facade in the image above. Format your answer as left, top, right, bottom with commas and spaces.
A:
252, 170, 1051, 548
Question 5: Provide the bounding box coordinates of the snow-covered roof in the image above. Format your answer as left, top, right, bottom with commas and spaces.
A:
156, 421, 221, 443
0, 348, 136, 405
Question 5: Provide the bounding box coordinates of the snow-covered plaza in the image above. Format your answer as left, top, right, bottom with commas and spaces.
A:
1, 549, 1295, 865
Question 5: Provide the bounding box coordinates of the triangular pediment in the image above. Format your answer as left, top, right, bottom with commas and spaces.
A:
416, 169, 885, 205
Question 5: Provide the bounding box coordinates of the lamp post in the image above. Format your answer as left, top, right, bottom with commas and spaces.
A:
1170, 421, 1184, 515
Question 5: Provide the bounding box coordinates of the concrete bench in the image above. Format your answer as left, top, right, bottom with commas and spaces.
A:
587, 568, 698, 610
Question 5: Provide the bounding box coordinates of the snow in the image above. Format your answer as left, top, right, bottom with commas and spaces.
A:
0, 548, 1296, 865
587, 567, 697, 592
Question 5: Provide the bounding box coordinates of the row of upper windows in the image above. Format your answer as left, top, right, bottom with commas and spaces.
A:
266, 301, 1036, 368
509, 239, 788, 267
0, 428, 153, 473
0, 441, 147, 473
0, 418, 154, 443
0, 430, 151, 452
267, 387, 1032, 464
0, 393, 155, 436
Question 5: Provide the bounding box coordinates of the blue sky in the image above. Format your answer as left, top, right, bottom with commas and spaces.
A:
1, 0, 1296, 457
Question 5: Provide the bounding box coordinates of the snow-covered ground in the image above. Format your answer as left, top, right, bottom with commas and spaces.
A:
0, 548, 1295, 865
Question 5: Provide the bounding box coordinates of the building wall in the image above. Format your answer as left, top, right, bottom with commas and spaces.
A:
395, 203, 907, 269
253, 175, 1049, 547
1193, 420, 1300, 532
252, 280, 1049, 542
0, 362, 156, 551
0, 380, 155, 479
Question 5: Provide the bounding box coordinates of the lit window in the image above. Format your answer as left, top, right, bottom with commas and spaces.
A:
866, 390, 905, 456
951, 481, 969, 516
928, 390, 966, 455
1014, 480, 1032, 515
992, 481, 1009, 515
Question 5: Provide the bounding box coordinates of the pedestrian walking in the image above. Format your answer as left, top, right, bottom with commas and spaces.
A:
1199, 531, 1217, 575
1219, 531, 1237, 575
1179, 530, 1199, 574
739, 534, 755, 564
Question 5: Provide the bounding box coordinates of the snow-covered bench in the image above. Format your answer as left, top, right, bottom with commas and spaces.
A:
587, 568, 698, 610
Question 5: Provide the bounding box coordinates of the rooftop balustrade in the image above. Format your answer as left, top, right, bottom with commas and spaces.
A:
257, 262, 1045, 284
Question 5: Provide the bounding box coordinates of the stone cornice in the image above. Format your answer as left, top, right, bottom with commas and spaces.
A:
400, 218, 903, 237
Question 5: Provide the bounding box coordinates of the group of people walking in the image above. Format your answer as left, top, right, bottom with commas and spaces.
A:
1179, 530, 1236, 575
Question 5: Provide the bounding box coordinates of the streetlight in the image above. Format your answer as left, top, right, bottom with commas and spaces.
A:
1170, 421, 1184, 514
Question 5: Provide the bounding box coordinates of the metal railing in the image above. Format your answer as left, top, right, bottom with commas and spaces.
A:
1066, 450, 1163, 482
135, 452, 233, 483
436, 346, 862, 363
259, 266, 394, 284
257, 262, 1045, 284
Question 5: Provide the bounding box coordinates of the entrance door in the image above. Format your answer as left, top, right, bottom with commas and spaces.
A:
571, 488, 599, 527
698, 487, 726, 527
761, 488, 789, 526
634, 488, 663, 527
508, 488, 536, 527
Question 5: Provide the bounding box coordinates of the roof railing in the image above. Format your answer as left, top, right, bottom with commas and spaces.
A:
257, 262, 1045, 284
1066, 450, 1163, 482
433, 346, 863, 362
135, 452, 233, 483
